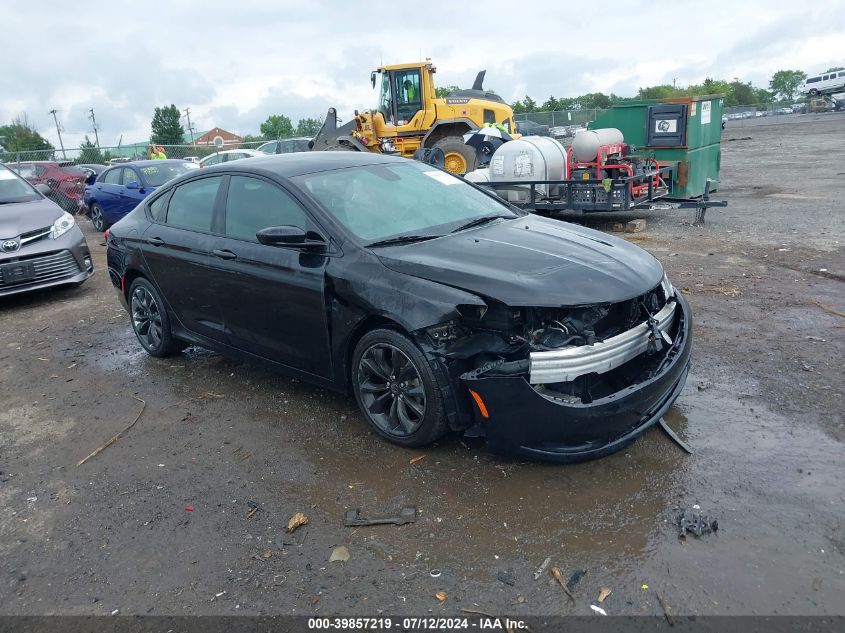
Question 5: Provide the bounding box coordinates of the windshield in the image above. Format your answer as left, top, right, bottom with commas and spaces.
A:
138, 162, 196, 187
292, 161, 517, 244
0, 168, 40, 204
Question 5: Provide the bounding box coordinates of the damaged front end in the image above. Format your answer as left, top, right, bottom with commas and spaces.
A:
425, 275, 692, 462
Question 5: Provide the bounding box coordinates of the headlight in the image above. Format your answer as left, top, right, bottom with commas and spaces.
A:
50, 212, 76, 239
661, 272, 675, 300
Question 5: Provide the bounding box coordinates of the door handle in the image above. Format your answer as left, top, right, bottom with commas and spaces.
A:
212, 249, 237, 260
148, 237, 165, 247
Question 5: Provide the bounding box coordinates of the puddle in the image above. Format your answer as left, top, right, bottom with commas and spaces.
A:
76, 330, 845, 613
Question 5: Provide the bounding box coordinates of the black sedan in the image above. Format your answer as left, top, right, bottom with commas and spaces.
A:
106, 152, 691, 462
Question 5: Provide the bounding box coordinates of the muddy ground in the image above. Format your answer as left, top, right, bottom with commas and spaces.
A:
1, 113, 843, 620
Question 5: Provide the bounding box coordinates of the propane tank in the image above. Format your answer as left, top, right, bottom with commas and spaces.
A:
571, 128, 624, 162
489, 136, 567, 202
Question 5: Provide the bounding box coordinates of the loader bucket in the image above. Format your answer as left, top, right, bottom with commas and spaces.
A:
309, 108, 364, 151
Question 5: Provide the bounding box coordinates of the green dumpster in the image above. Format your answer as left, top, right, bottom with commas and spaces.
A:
589, 95, 724, 198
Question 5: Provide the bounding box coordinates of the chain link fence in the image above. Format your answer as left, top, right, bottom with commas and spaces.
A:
513, 109, 607, 140
0, 140, 278, 166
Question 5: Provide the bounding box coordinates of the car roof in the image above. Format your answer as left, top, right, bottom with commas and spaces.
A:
108, 159, 188, 168
260, 137, 312, 143
201, 151, 408, 178
5, 160, 69, 166
204, 149, 263, 155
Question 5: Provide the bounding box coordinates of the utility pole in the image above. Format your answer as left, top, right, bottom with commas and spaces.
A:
184, 108, 195, 144
88, 108, 100, 148
49, 109, 67, 159
672, 77, 677, 90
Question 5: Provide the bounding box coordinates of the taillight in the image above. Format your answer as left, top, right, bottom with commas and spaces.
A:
104, 229, 110, 242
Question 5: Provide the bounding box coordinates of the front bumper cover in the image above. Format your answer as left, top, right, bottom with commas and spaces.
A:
461, 293, 692, 463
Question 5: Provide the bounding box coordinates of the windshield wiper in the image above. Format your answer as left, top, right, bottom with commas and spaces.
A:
450, 214, 510, 233
367, 234, 442, 248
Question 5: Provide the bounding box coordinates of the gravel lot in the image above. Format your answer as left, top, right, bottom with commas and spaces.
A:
1, 113, 843, 620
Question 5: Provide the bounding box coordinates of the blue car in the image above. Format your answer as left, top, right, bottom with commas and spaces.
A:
84, 160, 198, 231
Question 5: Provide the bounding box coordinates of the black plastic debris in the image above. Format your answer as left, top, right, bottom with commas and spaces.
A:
496, 568, 516, 586
567, 569, 587, 591
677, 508, 719, 538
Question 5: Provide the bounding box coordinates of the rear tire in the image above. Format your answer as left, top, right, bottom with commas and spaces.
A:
90, 203, 109, 232
432, 136, 476, 175
128, 278, 186, 357
352, 329, 448, 448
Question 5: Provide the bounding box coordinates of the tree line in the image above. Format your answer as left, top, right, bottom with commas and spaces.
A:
149, 105, 322, 146
509, 69, 843, 114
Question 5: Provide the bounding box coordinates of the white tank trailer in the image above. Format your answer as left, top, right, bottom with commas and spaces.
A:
484, 136, 568, 202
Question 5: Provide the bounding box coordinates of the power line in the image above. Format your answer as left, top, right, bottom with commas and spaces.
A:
48, 109, 67, 159
88, 108, 100, 148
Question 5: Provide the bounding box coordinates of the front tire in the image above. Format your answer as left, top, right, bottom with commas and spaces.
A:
128, 278, 185, 357
90, 203, 109, 232
432, 136, 476, 175
352, 329, 448, 448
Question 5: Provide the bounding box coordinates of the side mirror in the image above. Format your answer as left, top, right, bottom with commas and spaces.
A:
256, 225, 326, 250
125, 181, 140, 190
35, 183, 52, 196
371, 71, 377, 88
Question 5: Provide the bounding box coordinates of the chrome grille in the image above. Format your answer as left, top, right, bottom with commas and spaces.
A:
0, 250, 81, 289
20, 226, 52, 247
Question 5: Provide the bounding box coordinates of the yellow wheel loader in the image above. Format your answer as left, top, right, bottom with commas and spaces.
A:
309, 60, 515, 174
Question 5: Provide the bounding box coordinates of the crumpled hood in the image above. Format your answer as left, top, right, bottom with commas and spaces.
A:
377, 215, 664, 307
0, 199, 63, 240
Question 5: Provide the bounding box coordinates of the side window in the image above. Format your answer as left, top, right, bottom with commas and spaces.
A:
102, 169, 122, 184
394, 69, 422, 123
280, 141, 293, 154
225, 176, 307, 242
203, 155, 220, 166
839, 72, 845, 78
122, 168, 138, 185
166, 177, 222, 232
148, 194, 168, 222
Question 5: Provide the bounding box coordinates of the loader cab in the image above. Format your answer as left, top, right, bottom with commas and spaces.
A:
373, 63, 431, 130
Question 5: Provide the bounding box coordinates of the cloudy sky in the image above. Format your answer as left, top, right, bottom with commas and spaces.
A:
2, 0, 844, 149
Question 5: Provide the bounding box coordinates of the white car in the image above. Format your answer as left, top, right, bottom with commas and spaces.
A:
199, 149, 264, 168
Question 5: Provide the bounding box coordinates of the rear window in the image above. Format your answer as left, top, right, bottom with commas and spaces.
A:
139, 163, 195, 187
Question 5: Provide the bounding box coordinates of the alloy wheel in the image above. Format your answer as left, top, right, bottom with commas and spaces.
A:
131, 286, 163, 351
90, 206, 104, 231
357, 343, 427, 437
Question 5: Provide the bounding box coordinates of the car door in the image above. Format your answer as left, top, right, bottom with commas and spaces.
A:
139, 175, 228, 343
208, 174, 333, 377
119, 167, 148, 216
94, 168, 124, 222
